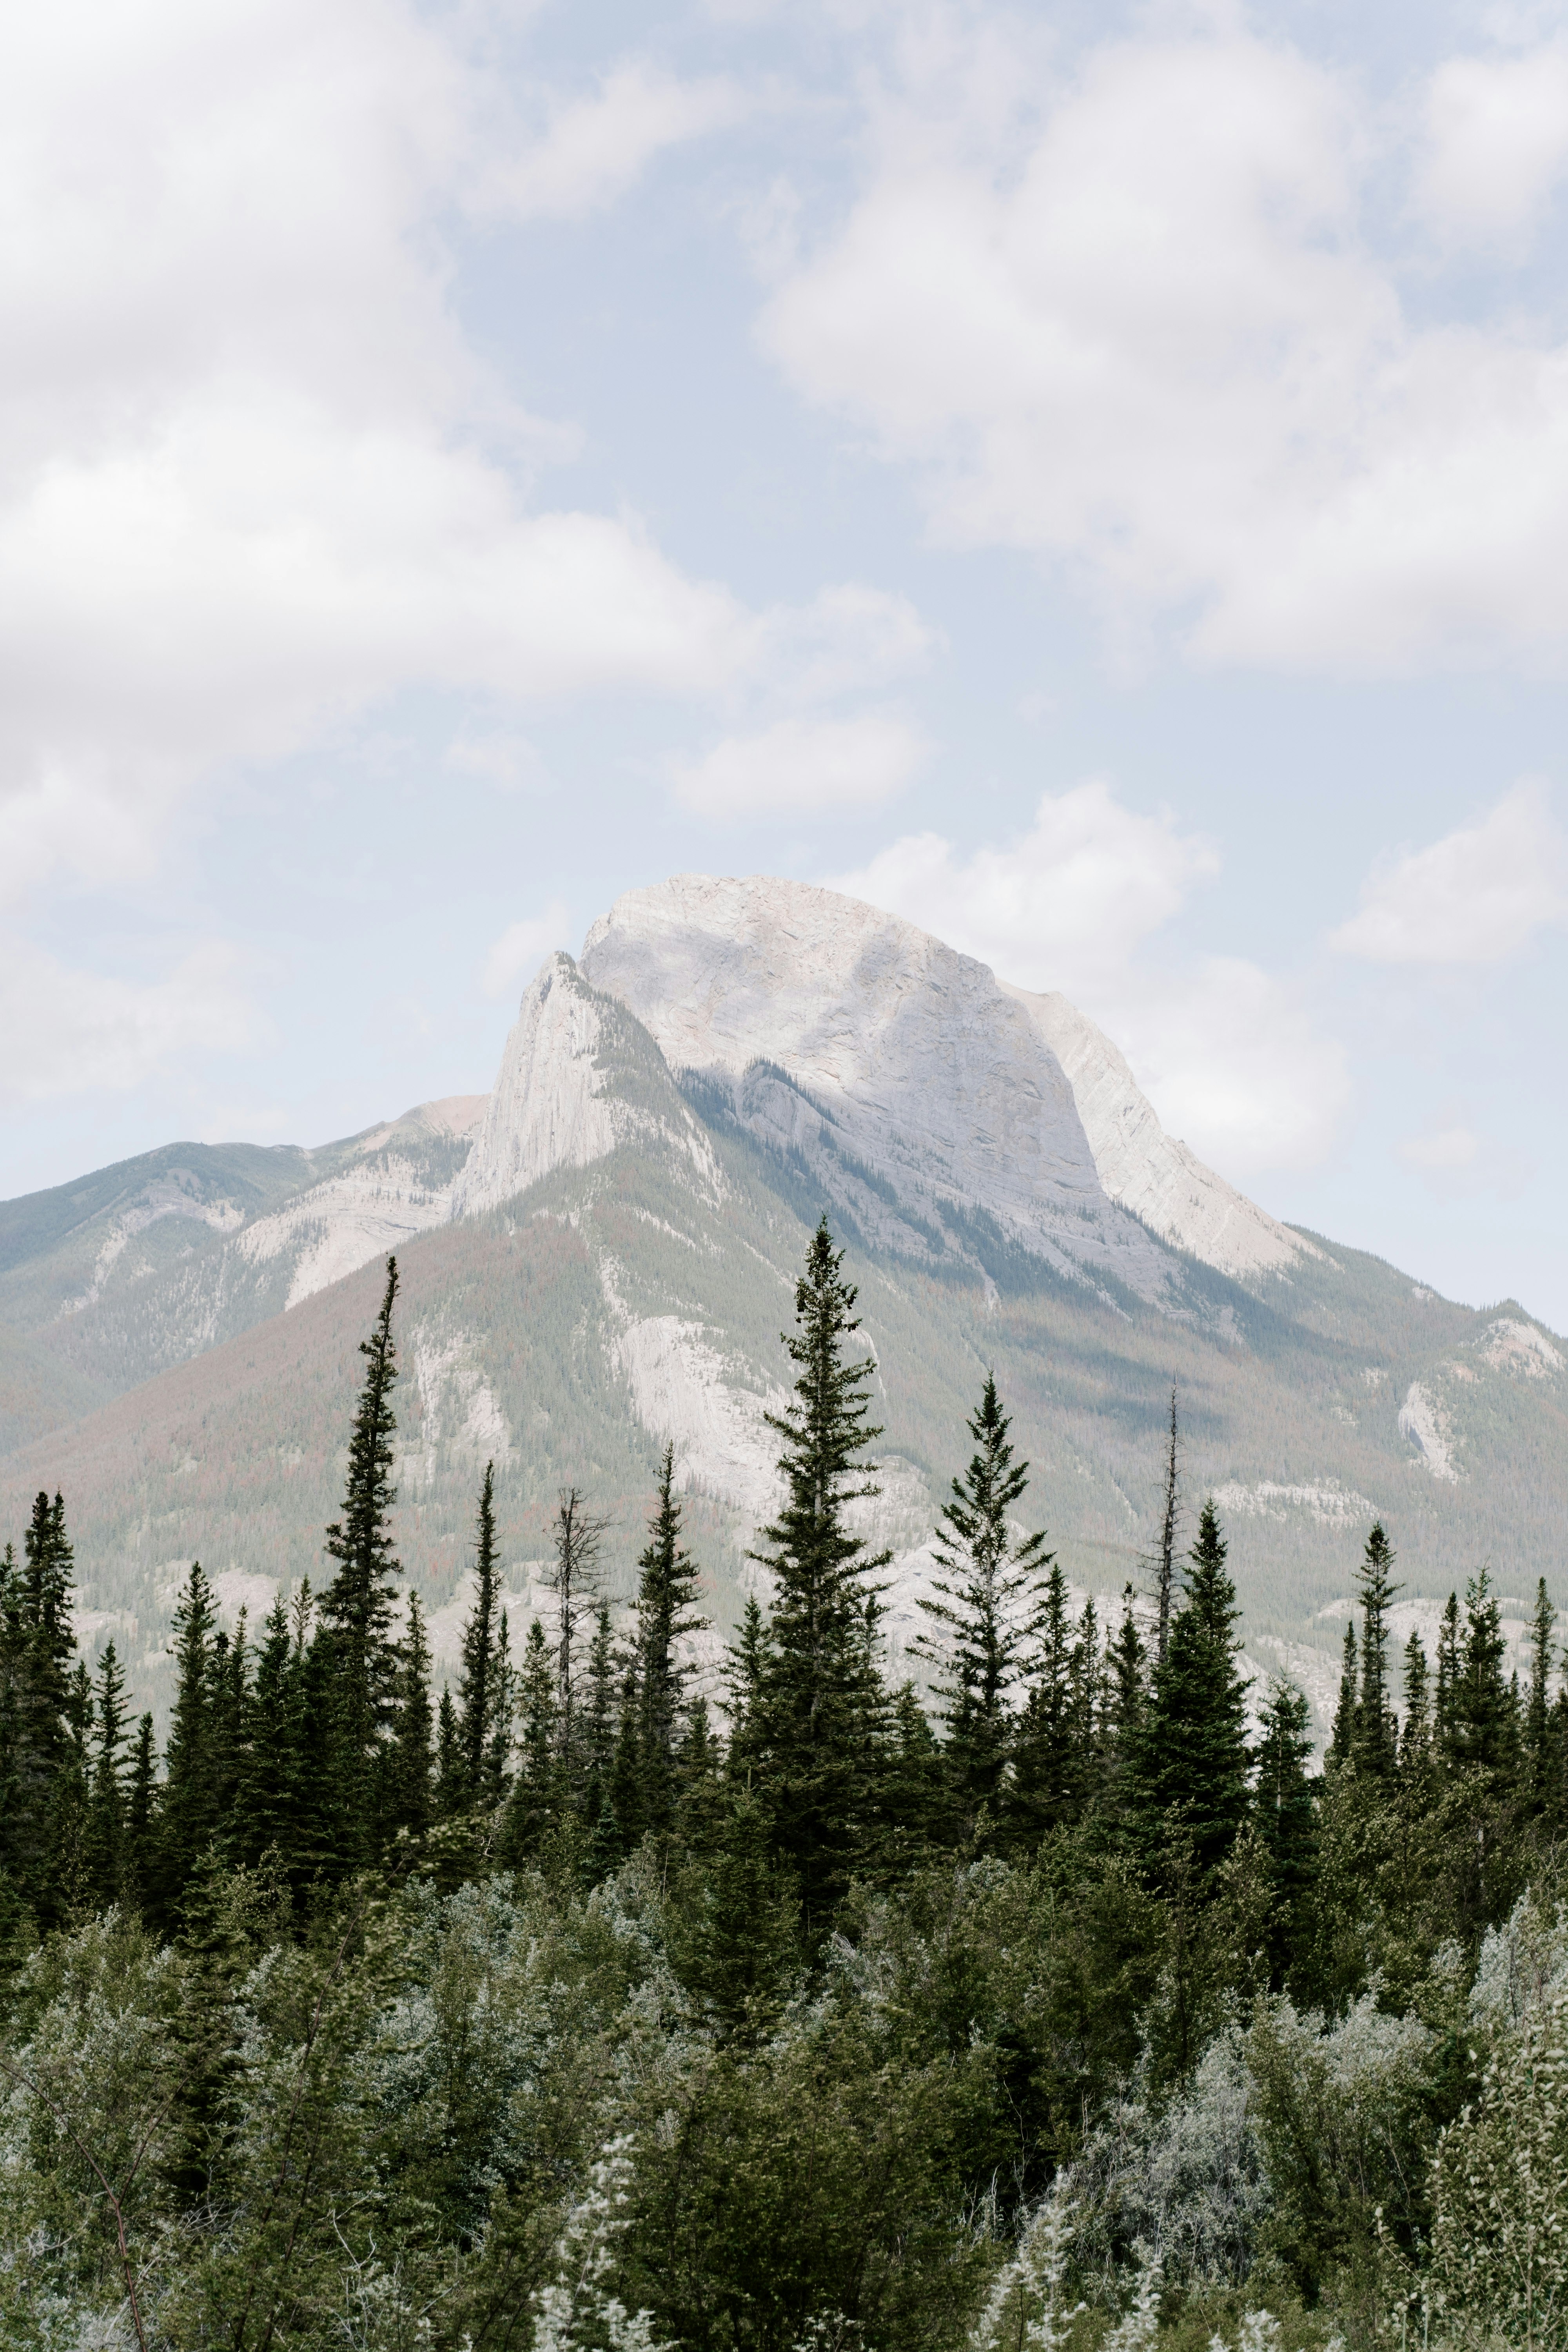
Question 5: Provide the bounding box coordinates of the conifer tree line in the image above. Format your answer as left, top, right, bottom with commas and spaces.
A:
3, 1221, 1566, 2350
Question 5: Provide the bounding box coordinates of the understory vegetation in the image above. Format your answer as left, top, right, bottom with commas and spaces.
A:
0, 1224, 1564, 2350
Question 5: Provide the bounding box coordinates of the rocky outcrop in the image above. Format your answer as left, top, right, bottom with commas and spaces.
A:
1003, 985, 1308, 1279
454, 951, 720, 1218
581, 873, 1175, 1296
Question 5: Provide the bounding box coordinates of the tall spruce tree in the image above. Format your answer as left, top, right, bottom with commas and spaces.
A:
84, 1642, 131, 1906
1329, 1621, 1358, 1768
1524, 1578, 1557, 1813
542, 1488, 607, 1788
1451, 1569, 1517, 1779
13, 1494, 79, 1921
912, 1376, 1051, 1840
319, 1256, 405, 1859
1254, 1679, 1316, 1983
1009, 1564, 1085, 1844
498, 1619, 563, 1862
1353, 1523, 1401, 1777
1435, 1592, 1462, 1759
155, 1561, 220, 1917
1400, 1632, 1432, 1775
746, 1218, 892, 1932
457, 1463, 505, 1804
633, 1444, 707, 1839
390, 1590, 434, 1840
1130, 1501, 1250, 1877
1154, 1387, 1180, 1668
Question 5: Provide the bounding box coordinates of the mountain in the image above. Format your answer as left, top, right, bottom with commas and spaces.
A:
2, 874, 1563, 1733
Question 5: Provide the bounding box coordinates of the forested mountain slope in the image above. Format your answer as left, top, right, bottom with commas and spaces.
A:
1, 882, 1563, 1738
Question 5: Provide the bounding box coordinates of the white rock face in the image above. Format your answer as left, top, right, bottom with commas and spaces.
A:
596, 1255, 784, 1522
1399, 1381, 1461, 1481
1003, 986, 1310, 1279
1211, 1478, 1377, 1526
581, 873, 1173, 1294
454, 953, 720, 1218
1479, 1317, 1565, 1377
240, 1155, 456, 1310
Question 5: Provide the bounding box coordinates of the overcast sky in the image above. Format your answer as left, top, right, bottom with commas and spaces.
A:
5, 0, 1568, 1325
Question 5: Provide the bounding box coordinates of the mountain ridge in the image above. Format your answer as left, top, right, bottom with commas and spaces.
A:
1, 873, 1563, 1737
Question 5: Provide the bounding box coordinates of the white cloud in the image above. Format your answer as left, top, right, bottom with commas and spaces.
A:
672, 709, 929, 818
1397, 1108, 1535, 1199
0, 2, 776, 898
829, 781, 1216, 993
479, 62, 747, 220
481, 900, 572, 1000
1401, 1122, 1481, 1171
758, 20, 1568, 675
1330, 781, 1568, 963
830, 783, 1349, 1176
1415, 45, 1568, 245
747, 583, 938, 704
0, 944, 265, 1102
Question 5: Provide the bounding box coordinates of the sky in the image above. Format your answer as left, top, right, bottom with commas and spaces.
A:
4, 0, 1568, 1326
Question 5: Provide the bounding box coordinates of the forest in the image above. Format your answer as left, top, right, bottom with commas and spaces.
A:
0, 1220, 1563, 2351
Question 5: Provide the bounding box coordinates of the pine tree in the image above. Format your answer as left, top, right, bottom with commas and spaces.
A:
1524, 1578, 1557, 1813
608, 1662, 643, 1856
685, 1788, 799, 2042
878, 1683, 945, 1866
1435, 1592, 1462, 1759
125, 1714, 157, 1906
84, 1642, 131, 1907
1009, 1563, 1082, 1844
1254, 1679, 1316, 1983
1329, 1621, 1358, 1768
1101, 1584, 1147, 1819
1353, 1523, 1400, 1777
1451, 1569, 1517, 1780
912, 1376, 1051, 1840
1130, 1501, 1250, 1878
55, 1659, 92, 1913
542, 1489, 608, 1788
498, 1620, 563, 1863
390, 1590, 434, 1840
236, 1594, 299, 1871
434, 1688, 464, 1819
1154, 1387, 1180, 1668
581, 1604, 618, 1842
1400, 1631, 1432, 1775
319, 1256, 405, 1859
156, 1561, 220, 1917
12, 1494, 79, 1922
724, 1597, 770, 1773
746, 1219, 892, 1933
632, 1444, 706, 1840
457, 1463, 505, 1804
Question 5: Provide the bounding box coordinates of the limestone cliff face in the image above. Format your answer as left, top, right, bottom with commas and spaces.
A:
453, 951, 719, 1220
580, 872, 1174, 1296
1001, 985, 1308, 1279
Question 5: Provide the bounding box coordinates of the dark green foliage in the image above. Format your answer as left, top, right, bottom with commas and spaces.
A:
390, 1588, 434, 1839
632, 1441, 707, 1839
1254, 1679, 1316, 1982
913, 1374, 1051, 1842
1129, 1501, 1250, 1878
746, 1218, 892, 1932
8, 1215, 1568, 2352
457, 1461, 510, 1808
84, 1641, 131, 1907
1352, 1522, 1400, 1777
1009, 1564, 1086, 1843
155, 1561, 222, 1919
319, 1254, 404, 1860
